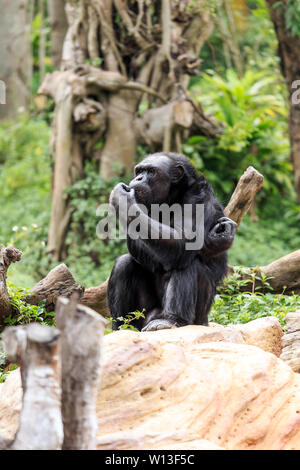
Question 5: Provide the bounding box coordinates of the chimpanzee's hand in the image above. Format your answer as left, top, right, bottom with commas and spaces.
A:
209, 217, 237, 245
210, 217, 237, 237
204, 217, 237, 256
109, 182, 136, 211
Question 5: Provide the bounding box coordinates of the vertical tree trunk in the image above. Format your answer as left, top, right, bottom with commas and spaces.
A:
56, 295, 106, 450
48, 0, 68, 69
38, 0, 46, 81
0, 0, 32, 119
3, 324, 63, 450
266, 0, 300, 203
100, 91, 139, 179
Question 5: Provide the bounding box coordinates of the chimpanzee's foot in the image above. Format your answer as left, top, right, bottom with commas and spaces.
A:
141, 319, 177, 332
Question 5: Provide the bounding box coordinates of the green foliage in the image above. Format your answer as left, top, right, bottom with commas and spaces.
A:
209, 268, 300, 328
109, 310, 146, 333
0, 364, 18, 384
0, 113, 52, 287
6, 284, 54, 327
188, 68, 292, 203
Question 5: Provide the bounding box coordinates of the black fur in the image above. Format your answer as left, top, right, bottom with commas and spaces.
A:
108, 152, 236, 331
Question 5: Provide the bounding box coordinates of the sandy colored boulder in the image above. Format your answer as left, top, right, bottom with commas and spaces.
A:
233, 316, 283, 357
281, 311, 300, 373
2, 322, 299, 450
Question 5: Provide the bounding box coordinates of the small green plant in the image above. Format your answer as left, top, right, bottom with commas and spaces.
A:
6, 284, 55, 327
210, 268, 300, 328
0, 363, 18, 384
110, 310, 146, 332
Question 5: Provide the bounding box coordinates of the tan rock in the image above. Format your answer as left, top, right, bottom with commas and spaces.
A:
233, 317, 283, 357
2, 322, 300, 451
0, 368, 22, 440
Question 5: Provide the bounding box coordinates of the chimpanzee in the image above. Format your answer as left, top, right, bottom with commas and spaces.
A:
108, 152, 236, 331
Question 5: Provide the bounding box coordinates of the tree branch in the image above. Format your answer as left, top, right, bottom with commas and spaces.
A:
224, 166, 264, 228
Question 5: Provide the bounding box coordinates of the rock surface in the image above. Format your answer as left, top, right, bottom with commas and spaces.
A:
2, 320, 300, 450
233, 316, 283, 357
280, 310, 300, 373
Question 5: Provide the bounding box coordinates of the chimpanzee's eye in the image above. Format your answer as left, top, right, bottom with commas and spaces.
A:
148, 168, 156, 176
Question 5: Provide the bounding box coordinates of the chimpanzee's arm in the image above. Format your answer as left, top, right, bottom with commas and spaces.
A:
127, 204, 189, 269
110, 183, 190, 269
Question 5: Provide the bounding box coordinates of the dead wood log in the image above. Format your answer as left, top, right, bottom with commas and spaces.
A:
56, 295, 107, 450
26, 264, 109, 317
224, 166, 264, 228
26, 263, 84, 312
2, 323, 63, 450
80, 280, 109, 316
0, 245, 22, 326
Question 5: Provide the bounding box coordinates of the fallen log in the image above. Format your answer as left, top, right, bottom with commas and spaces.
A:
26, 263, 84, 312
227, 250, 300, 295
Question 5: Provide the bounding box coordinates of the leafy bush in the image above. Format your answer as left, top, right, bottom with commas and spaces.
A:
209, 268, 300, 328
188, 68, 291, 203
6, 284, 54, 327
0, 113, 52, 286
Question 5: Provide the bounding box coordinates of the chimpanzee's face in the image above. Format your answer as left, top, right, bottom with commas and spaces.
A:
130, 155, 174, 207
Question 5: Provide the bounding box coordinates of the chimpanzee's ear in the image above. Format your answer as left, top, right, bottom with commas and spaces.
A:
171, 164, 185, 182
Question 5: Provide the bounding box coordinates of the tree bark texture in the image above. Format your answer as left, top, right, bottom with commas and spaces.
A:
48, 0, 68, 69
266, 0, 300, 203
56, 295, 106, 450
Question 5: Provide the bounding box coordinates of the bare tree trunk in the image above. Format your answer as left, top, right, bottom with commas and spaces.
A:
56, 295, 106, 450
223, 0, 243, 77
38, 0, 46, 81
48, 0, 68, 69
2, 324, 63, 450
0, 0, 31, 119
266, 0, 300, 203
